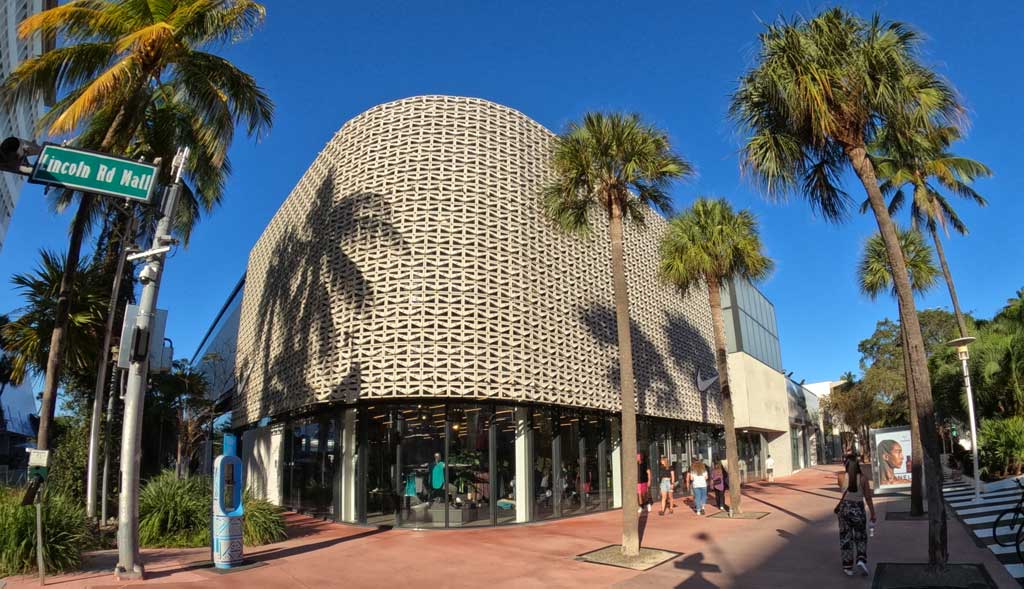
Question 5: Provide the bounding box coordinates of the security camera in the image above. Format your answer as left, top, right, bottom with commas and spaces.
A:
138, 265, 157, 283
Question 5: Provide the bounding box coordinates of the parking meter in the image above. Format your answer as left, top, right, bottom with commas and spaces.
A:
212, 433, 244, 568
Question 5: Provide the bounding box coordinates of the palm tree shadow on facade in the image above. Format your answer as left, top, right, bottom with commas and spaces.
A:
240, 169, 407, 422
664, 312, 717, 423
579, 305, 674, 416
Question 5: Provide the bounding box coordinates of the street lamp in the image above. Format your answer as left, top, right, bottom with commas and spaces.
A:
948, 336, 981, 501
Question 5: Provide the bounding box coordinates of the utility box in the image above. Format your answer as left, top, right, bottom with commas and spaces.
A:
116, 305, 170, 371
212, 433, 244, 568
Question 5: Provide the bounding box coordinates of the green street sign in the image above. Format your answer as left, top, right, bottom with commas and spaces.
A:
29, 144, 159, 203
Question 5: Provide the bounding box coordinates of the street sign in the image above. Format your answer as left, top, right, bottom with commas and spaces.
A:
28, 144, 159, 202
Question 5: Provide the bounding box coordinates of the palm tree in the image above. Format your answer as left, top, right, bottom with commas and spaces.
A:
658, 197, 773, 515
868, 126, 991, 338
2, 0, 272, 451
151, 359, 211, 478
543, 112, 692, 556
859, 228, 939, 516
730, 8, 959, 564
1, 250, 108, 388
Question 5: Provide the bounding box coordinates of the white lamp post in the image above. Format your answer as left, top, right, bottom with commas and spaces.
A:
948, 336, 981, 501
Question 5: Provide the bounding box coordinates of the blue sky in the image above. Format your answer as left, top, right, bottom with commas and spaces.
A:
1, 0, 1022, 395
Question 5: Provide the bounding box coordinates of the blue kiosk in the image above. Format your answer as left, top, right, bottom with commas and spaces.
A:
213, 433, 244, 568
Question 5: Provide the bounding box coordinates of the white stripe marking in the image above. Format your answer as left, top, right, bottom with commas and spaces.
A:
988, 543, 1019, 555
964, 513, 1004, 525
950, 493, 1021, 507
955, 502, 1018, 516
1004, 563, 1024, 579
974, 525, 1019, 539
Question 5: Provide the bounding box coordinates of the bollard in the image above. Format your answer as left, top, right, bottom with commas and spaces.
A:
212, 433, 244, 568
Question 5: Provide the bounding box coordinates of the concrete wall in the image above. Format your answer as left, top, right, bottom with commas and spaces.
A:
728, 351, 797, 477
241, 423, 283, 505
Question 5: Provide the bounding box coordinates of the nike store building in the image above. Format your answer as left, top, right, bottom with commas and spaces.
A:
226, 96, 725, 528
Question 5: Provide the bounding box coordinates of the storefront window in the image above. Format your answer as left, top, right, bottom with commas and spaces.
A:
493, 407, 517, 524
362, 406, 397, 526
531, 408, 556, 520
447, 405, 491, 527
397, 405, 445, 527
283, 417, 337, 517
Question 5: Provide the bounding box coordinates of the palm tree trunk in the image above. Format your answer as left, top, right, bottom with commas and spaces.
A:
706, 277, 743, 514
899, 318, 925, 516
609, 201, 640, 557
929, 226, 969, 338
37, 192, 95, 450
847, 144, 948, 567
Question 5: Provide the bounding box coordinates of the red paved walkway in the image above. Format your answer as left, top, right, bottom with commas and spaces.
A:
4, 465, 1017, 588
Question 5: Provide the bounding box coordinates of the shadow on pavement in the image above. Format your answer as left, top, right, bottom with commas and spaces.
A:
674, 552, 722, 588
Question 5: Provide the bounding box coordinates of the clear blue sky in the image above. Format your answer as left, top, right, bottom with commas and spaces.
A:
1, 0, 1022, 393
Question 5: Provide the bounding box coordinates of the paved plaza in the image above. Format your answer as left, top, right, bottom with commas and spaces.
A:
5, 465, 1018, 588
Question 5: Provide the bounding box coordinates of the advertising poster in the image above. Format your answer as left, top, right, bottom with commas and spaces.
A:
870, 426, 913, 492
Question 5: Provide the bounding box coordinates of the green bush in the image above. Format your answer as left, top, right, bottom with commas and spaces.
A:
48, 416, 90, 503
242, 491, 287, 546
138, 470, 287, 548
0, 488, 89, 576
979, 416, 1024, 477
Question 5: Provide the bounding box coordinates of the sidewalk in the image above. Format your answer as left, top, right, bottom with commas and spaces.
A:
4, 465, 1017, 588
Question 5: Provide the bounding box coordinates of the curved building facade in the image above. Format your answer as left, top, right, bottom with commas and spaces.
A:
235, 96, 724, 528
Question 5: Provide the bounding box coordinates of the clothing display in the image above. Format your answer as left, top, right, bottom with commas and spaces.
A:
431, 461, 445, 489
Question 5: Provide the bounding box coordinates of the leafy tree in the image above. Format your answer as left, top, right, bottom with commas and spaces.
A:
869, 126, 991, 338
820, 375, 885, 457
659, 197, 773, 514
150, 360, 211, 478
543, 112, 692, 556
731, 8, 960, 564
1, 251, 107, 389
2, 0, 273, 451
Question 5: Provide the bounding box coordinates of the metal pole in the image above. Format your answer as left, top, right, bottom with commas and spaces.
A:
115, 148, 188, 580
35, 486, 45, 586
87, 210, 136, 520
100, 368, 120, 523
959, 349, 981, 501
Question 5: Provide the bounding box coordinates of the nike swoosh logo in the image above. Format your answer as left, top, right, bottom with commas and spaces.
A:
697, 369, 719, 393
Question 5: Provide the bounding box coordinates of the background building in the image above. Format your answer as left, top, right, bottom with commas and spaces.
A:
221, 95, 724, 528
721, 277, 824, 479
0, 378, 37, 484
0, 0, 55, 252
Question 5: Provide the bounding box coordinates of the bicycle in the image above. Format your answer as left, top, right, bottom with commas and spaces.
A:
992, 479, 1024, 553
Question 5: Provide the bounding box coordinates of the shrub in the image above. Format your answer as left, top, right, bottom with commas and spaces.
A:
0, 488, 88, 575
979, 417, 1024, 477
242, 491, 287, 546
138, 470, 287, 548
48, 416, 90, 503
139, 471, 210, 547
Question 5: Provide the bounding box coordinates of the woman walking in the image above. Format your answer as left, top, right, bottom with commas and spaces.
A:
689, 458, 709, 515
658, 456, 676, 515
711, 462, 730, 515
835, 450, 876, 576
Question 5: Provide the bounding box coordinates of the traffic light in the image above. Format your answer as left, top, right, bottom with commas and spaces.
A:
0, 136, 41, 175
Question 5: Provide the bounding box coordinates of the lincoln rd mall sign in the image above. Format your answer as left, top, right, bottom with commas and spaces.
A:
29, 144, 160, 203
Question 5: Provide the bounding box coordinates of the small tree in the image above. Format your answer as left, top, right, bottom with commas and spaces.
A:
659, 197, 773, 514
152, 360, 212, 478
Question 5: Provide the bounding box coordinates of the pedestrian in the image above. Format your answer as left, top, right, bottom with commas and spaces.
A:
689, 457, 709, 515
637, 452, 652, 514
658, 456, 675, 515
834, 450, 876, 577
711, 462, 730, 515
766, 454, 775, 482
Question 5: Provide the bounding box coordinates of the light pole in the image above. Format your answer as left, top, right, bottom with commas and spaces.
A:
948, 336, 981, 501
115, 147, 188, 580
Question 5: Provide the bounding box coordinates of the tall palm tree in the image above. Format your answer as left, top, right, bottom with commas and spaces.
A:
868, 126, 992, 338
730, 8, 959, 564
2, 0, 273, 451
658, 197, 773, 515
859, 228, 939, 516
543, 112, 692, 556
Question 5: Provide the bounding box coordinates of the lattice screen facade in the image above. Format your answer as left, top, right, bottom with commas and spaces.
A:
233, 95, 721, 428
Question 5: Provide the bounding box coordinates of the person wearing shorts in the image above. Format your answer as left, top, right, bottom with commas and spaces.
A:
637, 453, 651, 514
766, 454, 776, 482
658, 456, 676, 515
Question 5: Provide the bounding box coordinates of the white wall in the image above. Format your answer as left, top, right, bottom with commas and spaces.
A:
241, 423, 282, 505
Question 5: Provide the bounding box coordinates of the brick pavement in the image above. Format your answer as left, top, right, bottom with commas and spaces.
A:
4, 465, 1017, 588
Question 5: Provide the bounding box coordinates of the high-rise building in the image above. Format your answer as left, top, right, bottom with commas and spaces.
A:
0, 0, 55, 252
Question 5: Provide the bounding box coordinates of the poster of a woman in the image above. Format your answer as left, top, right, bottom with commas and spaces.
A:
871, 427, 913, 490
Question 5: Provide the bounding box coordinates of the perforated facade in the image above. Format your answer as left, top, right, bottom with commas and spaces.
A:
233, 95, 720, 428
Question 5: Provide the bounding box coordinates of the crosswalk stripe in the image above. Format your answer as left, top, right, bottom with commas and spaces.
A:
954, 502, 1017, 516
974, 525, 1019, 539
988, 543, 1019, 556
964, 513, 1005, 525
950, 492, 1021, 507
1004, 563, 1024, 578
